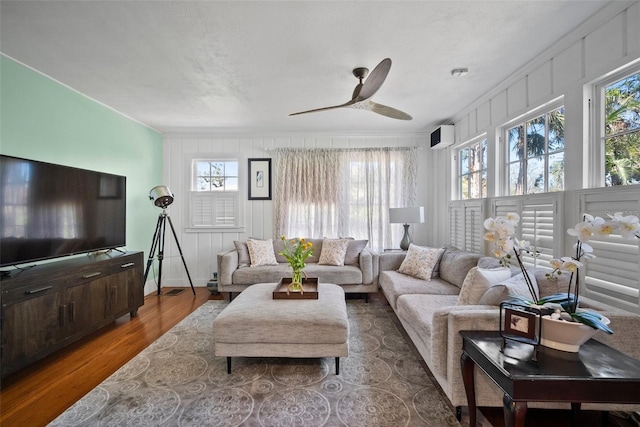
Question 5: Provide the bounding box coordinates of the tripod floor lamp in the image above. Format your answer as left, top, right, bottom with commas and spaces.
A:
389, 206, 425, 250
144, 185, 195, 296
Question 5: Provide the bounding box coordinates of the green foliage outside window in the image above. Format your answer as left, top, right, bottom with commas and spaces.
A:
604, 72, 640, 186
507, 107, 565, 195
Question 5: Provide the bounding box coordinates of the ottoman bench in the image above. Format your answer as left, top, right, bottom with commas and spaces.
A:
213, 282, 349, 374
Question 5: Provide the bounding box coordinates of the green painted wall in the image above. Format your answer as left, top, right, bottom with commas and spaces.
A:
0, 55, 163, 260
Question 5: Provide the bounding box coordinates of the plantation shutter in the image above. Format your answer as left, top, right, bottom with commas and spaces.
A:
189, 192, 239, 228
520, 197, 558, 269
449, 203, 464, 249
579, 189, 640, 314
492, 194, 560, 269
449, 200, 485, 252
465, 202, 484, 253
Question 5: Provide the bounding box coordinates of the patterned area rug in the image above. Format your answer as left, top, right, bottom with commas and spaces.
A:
49, 299, 461, 427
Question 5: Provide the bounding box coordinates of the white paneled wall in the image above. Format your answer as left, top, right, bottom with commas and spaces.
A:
152, 134, 432, 291
147, 1, 640, 294
454, 2, 639, 149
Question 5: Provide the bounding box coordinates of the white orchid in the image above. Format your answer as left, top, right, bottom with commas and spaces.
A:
609, 212, 640, 239
483, 213, 539, 301
547, 211, 640, 324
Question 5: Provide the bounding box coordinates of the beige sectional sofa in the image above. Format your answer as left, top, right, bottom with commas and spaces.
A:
379, 245, 640, 416
217, 238, 378, 297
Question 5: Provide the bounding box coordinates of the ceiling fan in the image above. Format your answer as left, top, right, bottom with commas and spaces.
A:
289, 58, 412, 120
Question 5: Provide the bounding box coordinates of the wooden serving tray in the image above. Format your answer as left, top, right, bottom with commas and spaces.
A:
273, 278, 319, 299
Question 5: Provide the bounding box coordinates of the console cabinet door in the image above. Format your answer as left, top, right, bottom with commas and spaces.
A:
63, 282, 94, 339
1, 285, 63, 371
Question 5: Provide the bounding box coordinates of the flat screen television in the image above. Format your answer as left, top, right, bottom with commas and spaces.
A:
0, 155, 126, 268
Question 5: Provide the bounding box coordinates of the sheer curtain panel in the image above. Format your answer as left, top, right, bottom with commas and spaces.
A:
273, 147, 418, 250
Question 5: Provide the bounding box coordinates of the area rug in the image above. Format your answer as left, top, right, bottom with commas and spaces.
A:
49, 299, 461, 427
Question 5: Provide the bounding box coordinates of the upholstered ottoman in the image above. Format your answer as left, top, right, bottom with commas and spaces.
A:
213, 282, 349, 374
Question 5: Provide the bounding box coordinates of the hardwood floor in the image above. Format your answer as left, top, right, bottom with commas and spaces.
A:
1, 289, 638, 427
0, 287, 217, 427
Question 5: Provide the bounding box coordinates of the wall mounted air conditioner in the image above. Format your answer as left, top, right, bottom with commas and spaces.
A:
430, 125, 454, 149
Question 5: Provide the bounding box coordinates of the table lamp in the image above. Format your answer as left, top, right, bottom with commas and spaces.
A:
389, 206, 425, 250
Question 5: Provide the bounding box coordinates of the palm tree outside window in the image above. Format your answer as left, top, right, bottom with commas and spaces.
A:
507, 106, 565, 195
602, 71, 640, 186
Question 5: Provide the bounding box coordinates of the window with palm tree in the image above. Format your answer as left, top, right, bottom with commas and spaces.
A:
602, 71, 640, 186
458, 138, 487, 199
506, 106, 565, 195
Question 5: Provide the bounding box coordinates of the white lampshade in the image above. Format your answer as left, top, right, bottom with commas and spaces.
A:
389, 207, 425, 224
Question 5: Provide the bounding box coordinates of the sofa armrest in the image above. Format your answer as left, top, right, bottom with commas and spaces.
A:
217, 249, 238, 286
430, 306, 499, 379
359, 248, 378, 285
379, 252, 406, 272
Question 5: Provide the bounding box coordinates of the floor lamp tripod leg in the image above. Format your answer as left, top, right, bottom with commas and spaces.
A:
166, 214, 196, 296
156, 215, 166, 295
143, 214, 164, 284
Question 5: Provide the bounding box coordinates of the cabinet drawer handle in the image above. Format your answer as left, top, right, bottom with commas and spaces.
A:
25, 286, 53, 295
68, 301, 76, 323
82, 272, 102, 279
120, 262, 135, 268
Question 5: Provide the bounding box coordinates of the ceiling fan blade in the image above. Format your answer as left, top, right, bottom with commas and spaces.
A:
356, 58, 391, 101
351, 82, 364, 101
369, 102, 413, 120
289, 100, 354, 117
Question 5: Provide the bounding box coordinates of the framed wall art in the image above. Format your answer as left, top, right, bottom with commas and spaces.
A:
248, 158, 272, 200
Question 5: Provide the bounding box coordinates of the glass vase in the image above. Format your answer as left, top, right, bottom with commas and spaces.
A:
290, 269, 303, 292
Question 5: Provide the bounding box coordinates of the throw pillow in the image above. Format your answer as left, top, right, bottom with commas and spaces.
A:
234, 241, 251, 268
344, 239, 368, 265
478, 272, 539, 306
318, 238, 351, 266
438, 248, 483, 288
398, 244, 445, 281
246, 239, 278, 267
272, 238, 287, 263
456, 266, 513, 305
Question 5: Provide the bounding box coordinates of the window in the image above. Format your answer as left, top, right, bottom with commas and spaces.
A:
188, 158, 242, 230
273, 147, 417, 251
506, 105, 565, 195
458, 138, 487, 200
600, 70, 640, 186
193, 160, 238, 192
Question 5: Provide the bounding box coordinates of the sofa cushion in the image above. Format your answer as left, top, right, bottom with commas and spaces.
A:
232, 263, 363, 286
318, 238, 350, 266
379, 270, 459, 310
344, 239, 368, 265
457, 266, 512, 305
398, 244, 444, 280
246, 239, 278, 267
478, 272, 539, 305
396, 294, 458, 375
439, 248, 483, 288
274, 238, 324, 264
234, 240, 251, 268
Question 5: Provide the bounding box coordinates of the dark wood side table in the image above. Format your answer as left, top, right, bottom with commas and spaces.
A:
460, 330, 640, 427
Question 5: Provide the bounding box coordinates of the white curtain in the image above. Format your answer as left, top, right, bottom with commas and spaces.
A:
273, 147, 418, 250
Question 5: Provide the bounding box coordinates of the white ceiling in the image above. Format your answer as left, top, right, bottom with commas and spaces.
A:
0, 1, 613, 135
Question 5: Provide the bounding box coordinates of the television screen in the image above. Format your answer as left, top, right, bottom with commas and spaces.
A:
0, 155, 126, 267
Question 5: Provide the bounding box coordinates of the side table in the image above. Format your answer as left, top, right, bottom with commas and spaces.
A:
460, 330, 640, 427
